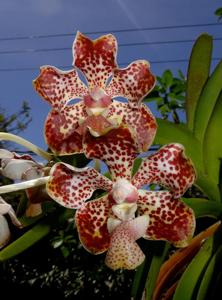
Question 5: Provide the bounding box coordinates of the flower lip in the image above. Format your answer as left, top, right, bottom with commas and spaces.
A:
111, 179, 139, 204
112, 202, 138, 221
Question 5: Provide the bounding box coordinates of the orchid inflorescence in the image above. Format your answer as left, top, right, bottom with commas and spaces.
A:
0, 32, 196, 270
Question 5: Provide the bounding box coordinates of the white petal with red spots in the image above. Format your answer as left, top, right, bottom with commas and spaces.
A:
106, 60, 155, 107
33, 66, 88, 110
137, 190, 195, 247
73, 32, 118, 89
75, 195, 111, 254
132, 143, 196, 198
83, 126, 138, 181
46, 163, 113, 209
107, 101, 157, 151
44, 102, 88, 155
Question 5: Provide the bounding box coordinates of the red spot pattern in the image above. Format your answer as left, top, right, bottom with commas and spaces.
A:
75, 195, 111, 254
73, 32, 117, 89
132, 143, 196, 198
105, 217, 148, 270
107, 101, 157, 151
45, 102, 88, 154
33, 66, 87, 110
137, 190, 195, 247
34, 33, 156, 156
106, 60, 155, 107
46, 163, 113, 209
83, 126, 138, 181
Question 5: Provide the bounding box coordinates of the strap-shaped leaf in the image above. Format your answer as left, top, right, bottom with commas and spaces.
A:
186, 34, 212, 130
173, 225, 222, 300
193, 60, 222, 143
145, 242, 170, 300
153, 222, 220, 300
203, 91, 222, 183
182, 198, 222, 219
0, 219, 51, 261
196, 245, 222, 300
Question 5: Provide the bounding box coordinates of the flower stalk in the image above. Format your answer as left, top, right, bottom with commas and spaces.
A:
0, 176, 50, 194
0, 132, 52, 161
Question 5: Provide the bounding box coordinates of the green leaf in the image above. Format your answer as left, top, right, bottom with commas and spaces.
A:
159, 104, 170, 115
131, 260, 147, 300
143, 97, 162, 103
215, 7, 222, 16
193, 60, 222, 143
196, 245, 222, 300
203, 91, 222, 183
173, 235, 214, 300
162, 70, 173, 88
145, 242, 170, 300
182, 198, 222, 218
173, 225, 222, 300
186, 34, 212, 131
0, 220, 51, 262
195, 172, 221, 203
132, 158, 142, 176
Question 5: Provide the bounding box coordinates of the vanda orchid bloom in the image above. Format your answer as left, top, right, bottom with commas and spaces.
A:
0, 149, 51, 217
43, 126, 196, 270
33, 31, 156, 155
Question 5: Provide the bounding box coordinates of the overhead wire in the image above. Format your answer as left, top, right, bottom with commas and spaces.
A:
0, 22, 221, 41
0, 57, 221, 72
0, 22, 221, 72
0, 37, 222, 56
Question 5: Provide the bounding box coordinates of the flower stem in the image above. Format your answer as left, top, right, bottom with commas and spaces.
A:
0, 133, 52, 161
0, 176, 50, 194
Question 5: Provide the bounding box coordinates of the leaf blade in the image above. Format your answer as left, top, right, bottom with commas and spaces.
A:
186, 34, 212, 131
193, 60, 222, 143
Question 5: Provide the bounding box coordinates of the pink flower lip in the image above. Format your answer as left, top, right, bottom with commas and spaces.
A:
83, 86, 112, 110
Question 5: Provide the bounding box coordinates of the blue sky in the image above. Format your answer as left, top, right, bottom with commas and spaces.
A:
0, 0, 221, 150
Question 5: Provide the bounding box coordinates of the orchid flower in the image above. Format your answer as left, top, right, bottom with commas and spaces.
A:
0, 149, 51, 217
0, 196, 22, 248
43, 126, 196, 270
33, 31, 157, 155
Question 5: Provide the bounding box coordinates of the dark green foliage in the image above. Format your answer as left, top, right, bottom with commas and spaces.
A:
145, 69, 186, 123
215, 7, 222, 21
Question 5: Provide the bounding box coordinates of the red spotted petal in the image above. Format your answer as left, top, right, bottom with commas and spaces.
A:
107, 101, 157, 151
73, 32, 117, 89
33, 66, 88, 110
105, 216, 149, 270
137, 190, 195, 247
75, 195, 111, 254
83, 126, 138, 181
132, 144, 196, 198
46, 163, 113, 209
45, 102, 88, 155
106, 60, 155, 107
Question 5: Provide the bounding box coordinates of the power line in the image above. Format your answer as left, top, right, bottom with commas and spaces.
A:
0, 22, 221, 42
0, 37, 222, 56
0, 57, 220, 72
